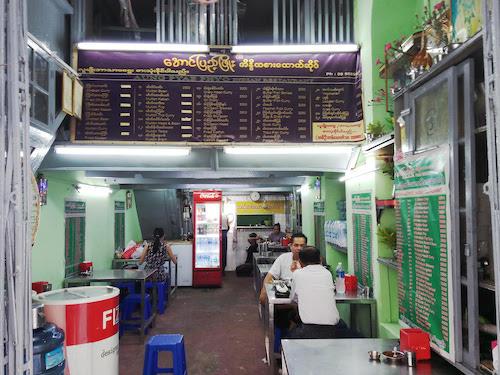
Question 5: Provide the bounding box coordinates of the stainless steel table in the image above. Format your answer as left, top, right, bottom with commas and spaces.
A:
64, 269, 157, 341
111, 258, 178, 295
111, 258, 140, 269
252, 253, 279, 295
264, 284, 377, 374
281, 339, 459, 375
257, 263, 272, 294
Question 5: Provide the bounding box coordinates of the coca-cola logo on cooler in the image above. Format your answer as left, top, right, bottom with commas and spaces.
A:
199, 192, 220, 199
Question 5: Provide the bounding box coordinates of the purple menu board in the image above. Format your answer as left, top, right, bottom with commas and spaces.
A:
74, 50, 364, 144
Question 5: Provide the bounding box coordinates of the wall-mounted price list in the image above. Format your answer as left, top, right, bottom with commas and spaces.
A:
74, 50, 364, 144
351, 192, 373, 288
394, 147, 453, 360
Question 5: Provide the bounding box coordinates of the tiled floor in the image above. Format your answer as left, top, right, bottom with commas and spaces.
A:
119, 272, 272, 374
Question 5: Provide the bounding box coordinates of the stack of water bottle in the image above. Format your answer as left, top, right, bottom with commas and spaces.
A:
324, 220, 348, 248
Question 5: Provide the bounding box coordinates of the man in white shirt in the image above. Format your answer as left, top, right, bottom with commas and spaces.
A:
259, 233, 307, 305
287, 246, 345, 339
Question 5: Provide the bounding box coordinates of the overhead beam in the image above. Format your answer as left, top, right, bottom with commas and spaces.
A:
103, 177, 306, 186
85, 170, 323, 179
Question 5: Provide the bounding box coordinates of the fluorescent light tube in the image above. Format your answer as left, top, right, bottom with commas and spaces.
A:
77, 42, 209, 53
76, 184, 112, 196
296, 185, 310, 193
55, 146, 191, 157
231, 44, 359, 54
223, 146, 352, 155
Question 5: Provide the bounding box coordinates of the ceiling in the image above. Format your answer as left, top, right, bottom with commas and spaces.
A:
40, 144, 354, 191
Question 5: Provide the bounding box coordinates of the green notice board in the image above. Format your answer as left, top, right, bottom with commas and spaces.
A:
64, 200, 86, 277
351, 192, 373, 288
395, 147, 453, 360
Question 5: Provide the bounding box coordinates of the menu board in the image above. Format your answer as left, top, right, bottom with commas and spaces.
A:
73, 50, 364, 144
394, 147, 454, 360
351, 192, 373, 288
64, 200, 86, 277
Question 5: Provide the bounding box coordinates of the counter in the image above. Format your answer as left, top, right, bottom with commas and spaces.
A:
281, 339, 459, 375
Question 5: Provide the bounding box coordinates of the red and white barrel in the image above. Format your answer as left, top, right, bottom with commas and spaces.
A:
34, 286, 120, 375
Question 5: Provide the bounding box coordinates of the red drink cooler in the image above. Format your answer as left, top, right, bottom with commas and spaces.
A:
34, 286, 120, 375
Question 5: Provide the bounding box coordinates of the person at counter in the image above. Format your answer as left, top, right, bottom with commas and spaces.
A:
259, 233, 307, 305
139, 227, 178, 282
268, 223, 286, 243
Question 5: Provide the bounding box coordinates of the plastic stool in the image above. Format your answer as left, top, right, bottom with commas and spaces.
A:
143, 334, 187, 375
114, 281, 135, 294
120, 293, 152, 336
146, 281, 168, 314
274, 327, 282, 353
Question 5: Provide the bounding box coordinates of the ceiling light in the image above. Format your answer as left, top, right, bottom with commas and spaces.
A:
223, 146, 352, 155
77, 42, 209, 53
296, 185, 310, 193
75, 184, 112, 196
231, 44, 359, 54
55, 146, 191, 157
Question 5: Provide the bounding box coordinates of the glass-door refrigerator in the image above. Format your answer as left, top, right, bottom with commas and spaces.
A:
192, 190, 222, 287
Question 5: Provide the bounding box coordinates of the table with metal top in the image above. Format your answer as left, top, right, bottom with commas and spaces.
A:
256, 264, 272, 321
111, 258, 178, 296
267, 244, 289, 253
264, 284, 377, 374
64, 269, 157, 341
281, 339, 459, 375
252, 253, 279, 294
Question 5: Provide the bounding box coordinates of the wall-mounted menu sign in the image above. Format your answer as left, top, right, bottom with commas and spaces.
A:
351, 192, 373, 288
395, 147, 454, 361
73, 50, 363, 144
236, 200, 285, 215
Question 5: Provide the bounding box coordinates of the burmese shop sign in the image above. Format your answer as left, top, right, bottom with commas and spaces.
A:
74, 50, 364, 144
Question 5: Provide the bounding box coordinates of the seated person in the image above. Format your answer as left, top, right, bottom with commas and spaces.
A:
259, 233, 307, 305
268, 223, 286, 243
235, 233, 260, 277
286, 246, 360, 339
244, 233, 260, 264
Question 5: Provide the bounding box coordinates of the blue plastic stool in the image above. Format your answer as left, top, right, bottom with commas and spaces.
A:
274, 327, 282, 353
146, 281, 169, 314
143, 334, 187, 375
114, 281, 136, 294
120, 293, 152, 336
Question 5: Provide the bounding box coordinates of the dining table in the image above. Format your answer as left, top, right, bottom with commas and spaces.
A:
281, 339, 460, 375
64, 269, 157, 341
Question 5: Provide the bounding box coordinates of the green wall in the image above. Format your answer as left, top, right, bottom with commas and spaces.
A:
300, 177, 316, 246
300, 174, 347, 274
351, 0, 449, 339
355, 0, 427, 125
345, 154, 399, 338
31, 172, 141, 288
323, 173, 348, 273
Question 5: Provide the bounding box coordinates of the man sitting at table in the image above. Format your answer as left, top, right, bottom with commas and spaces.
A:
286, 246, 358, 339
259, 233, 307, 305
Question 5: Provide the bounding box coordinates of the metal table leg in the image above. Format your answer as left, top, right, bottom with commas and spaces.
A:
370, 302, 377, 338
140, 279, 145, 341
268, 301, 276, 374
